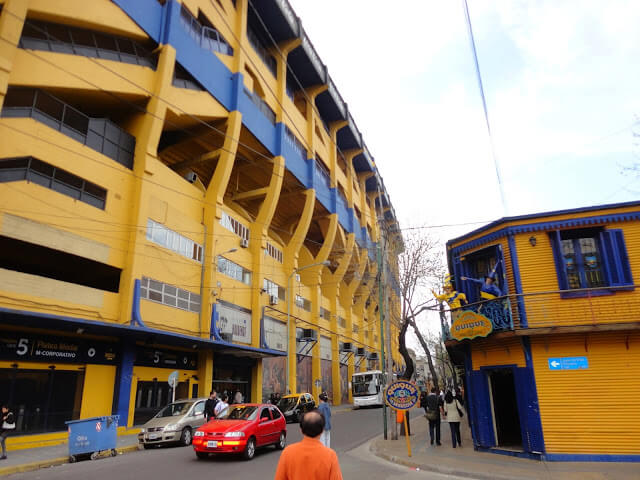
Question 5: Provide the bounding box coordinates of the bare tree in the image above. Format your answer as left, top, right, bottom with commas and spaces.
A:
394, 230, 445, 391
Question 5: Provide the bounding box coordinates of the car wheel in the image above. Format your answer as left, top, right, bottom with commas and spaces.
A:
275, 432, 286, 450
180, 427, 192, 446
195, 451, 208, 460
243, 437, 256, 461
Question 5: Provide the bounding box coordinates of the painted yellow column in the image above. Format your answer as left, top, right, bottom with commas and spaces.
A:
0, 0, 28, 109
201, 111, 242, 337
275, 38, 301, 123
252, 358, 263, 403
232, 0, 248, 74
249, 155, 284, 348
79, 365, 116, 418
284, 189, 315, 395
117, 45, 176, 323
197, 350, 214, 397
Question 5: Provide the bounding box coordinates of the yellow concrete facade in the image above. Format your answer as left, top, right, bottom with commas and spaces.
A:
0, 0, 402, 439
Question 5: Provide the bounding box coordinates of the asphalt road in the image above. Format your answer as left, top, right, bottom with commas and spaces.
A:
9, 408, 464, 480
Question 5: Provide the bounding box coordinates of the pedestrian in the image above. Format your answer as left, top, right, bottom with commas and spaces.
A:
317, 392, 331, 448
204, 390, 218, 421
425, 387, 443, 446
419, 391, 427, 413
274, 410, 342, 480
234, 390, 244, 404
1, 405, 15, 460
443, 391, 464, 448
214, 394, 229, 418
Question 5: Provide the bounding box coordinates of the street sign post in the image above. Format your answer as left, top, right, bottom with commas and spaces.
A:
548, 356, 589, 370
168, 370, 179, 402
385, 380, 419, 457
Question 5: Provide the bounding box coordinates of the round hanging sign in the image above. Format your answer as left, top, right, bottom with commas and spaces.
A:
385, 380, 419, 410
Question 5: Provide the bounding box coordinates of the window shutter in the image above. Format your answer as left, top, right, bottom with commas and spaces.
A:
549, 231, 568, 290
600, 229, 633, 287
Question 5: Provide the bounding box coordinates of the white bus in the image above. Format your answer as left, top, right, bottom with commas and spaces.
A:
352, 370, 385, 408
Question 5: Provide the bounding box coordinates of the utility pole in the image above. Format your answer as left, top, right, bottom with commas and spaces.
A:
384, 254, 395, 440
377, 243, 388, 440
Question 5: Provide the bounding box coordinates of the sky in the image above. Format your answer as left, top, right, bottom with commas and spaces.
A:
288, 1, 640, 350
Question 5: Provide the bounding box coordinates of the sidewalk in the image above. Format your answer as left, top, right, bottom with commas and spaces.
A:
0, 433, 140, 476
370, 409, 639, 480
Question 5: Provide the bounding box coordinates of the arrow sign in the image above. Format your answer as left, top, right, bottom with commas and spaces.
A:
548, 357, 589, 370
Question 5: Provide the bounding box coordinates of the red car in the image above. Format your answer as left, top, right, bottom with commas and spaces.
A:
192, 403, 286, 460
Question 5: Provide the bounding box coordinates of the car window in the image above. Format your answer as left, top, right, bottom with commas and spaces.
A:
193, 401, 205, 415
271, 407, 281, 419
154, 401, 194, 418
260, 408, 271, 420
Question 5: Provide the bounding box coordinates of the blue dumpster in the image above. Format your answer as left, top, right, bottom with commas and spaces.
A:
65, 415, 119, 462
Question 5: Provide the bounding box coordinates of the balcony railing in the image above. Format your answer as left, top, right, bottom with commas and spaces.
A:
180, 5, 233, 56
2, 88, 135, 169
243, 87, 276, 125
20, 20, 157, 68
440, 285, 639, 340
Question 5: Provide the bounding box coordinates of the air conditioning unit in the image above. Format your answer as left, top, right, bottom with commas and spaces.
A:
220, 332, 233, 342
300, 329, 317, 342
269, 295, 279, 306
240, 238, 249, 248
340, 342, 354, 353
356, 347, 366, 357
184, 171, 198, 184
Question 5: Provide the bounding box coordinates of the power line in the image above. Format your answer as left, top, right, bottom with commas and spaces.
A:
462, 0, 507, 215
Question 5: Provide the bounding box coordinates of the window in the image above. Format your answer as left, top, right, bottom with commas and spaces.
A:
550, 228, 633, 293
0, 157, 107, 209
220, 211, 249, 242
263, 278, 285, 300
260, 408, 271, 420
146, 219, 203, 262
218, 256, 252, 285
266, 242, 283, 263
270, 407, 281, 419
338, 316, 346, 328
353, 324, 359, 333
295, 294, 311, 312
193, 402, 205, 415
319, 307, 331, 321
140, 276, 201, 313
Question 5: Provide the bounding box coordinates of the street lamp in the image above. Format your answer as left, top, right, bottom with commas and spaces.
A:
285, 260, 331, 394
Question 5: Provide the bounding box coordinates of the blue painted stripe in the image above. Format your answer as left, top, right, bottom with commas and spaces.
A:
112, 0, 376, 247
507, 234, 527, 327
448, 200, 640, 247
474, 446, 542, 461
449, 211, 640, 256
543, 453, 640, 462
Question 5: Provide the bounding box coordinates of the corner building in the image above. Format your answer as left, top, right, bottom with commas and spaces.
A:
0, 0, 403, 442
444, 201, 640, 462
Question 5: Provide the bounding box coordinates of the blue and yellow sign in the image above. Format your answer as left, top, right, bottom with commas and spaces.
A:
450, 310, 493, 341
385, 380, 419, 410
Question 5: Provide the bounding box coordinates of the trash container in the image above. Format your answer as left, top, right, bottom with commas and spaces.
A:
65, 415, 119, 462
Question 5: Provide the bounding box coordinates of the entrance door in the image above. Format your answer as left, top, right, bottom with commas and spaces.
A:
134, 380, 188, 425
213, 357, 253, 403
488, 369, 522, 448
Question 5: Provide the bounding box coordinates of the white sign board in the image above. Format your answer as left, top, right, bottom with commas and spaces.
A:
217, 303, 252, 344
168, 370, 179, 388
264, 316, 287, 351
320, 335, 332, 361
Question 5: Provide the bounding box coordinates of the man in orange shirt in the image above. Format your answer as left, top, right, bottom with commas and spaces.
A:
274, 410, 343, 480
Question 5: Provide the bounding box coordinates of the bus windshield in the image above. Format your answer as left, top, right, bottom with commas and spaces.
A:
352, 373, 379, 396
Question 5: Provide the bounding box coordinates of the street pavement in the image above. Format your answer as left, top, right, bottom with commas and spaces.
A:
3, 407, 464, 480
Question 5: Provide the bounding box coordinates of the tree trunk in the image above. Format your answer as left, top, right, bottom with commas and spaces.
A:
398, 318, 414, 380
409, 319, 439, 392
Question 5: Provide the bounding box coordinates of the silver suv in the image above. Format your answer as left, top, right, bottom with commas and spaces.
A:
138, 398, 208, 448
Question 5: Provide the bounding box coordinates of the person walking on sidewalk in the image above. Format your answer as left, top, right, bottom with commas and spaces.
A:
443, 391, 464, 448
274, 410, 342, 480
214, 394, 229, 418
204, 390, 218, 421
425, 387, 443, 446
317, 392, 331, 448
1, 405, 16, 460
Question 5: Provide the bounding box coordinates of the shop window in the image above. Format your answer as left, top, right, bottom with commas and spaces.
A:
0, 368, 83, 434
550, 228, 633, 295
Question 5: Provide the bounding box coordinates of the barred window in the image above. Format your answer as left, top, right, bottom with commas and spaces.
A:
263, 278, 285, 300
295, 294, 311, 312
220, 211, 249, 242
266, 242, 283, 263
140, 276, 200, 313
146, 219, 203, 262
218, 256, 252, 285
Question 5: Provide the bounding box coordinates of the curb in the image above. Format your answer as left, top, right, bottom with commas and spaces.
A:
369, 439, 529, 480
0, 444, 141, 477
